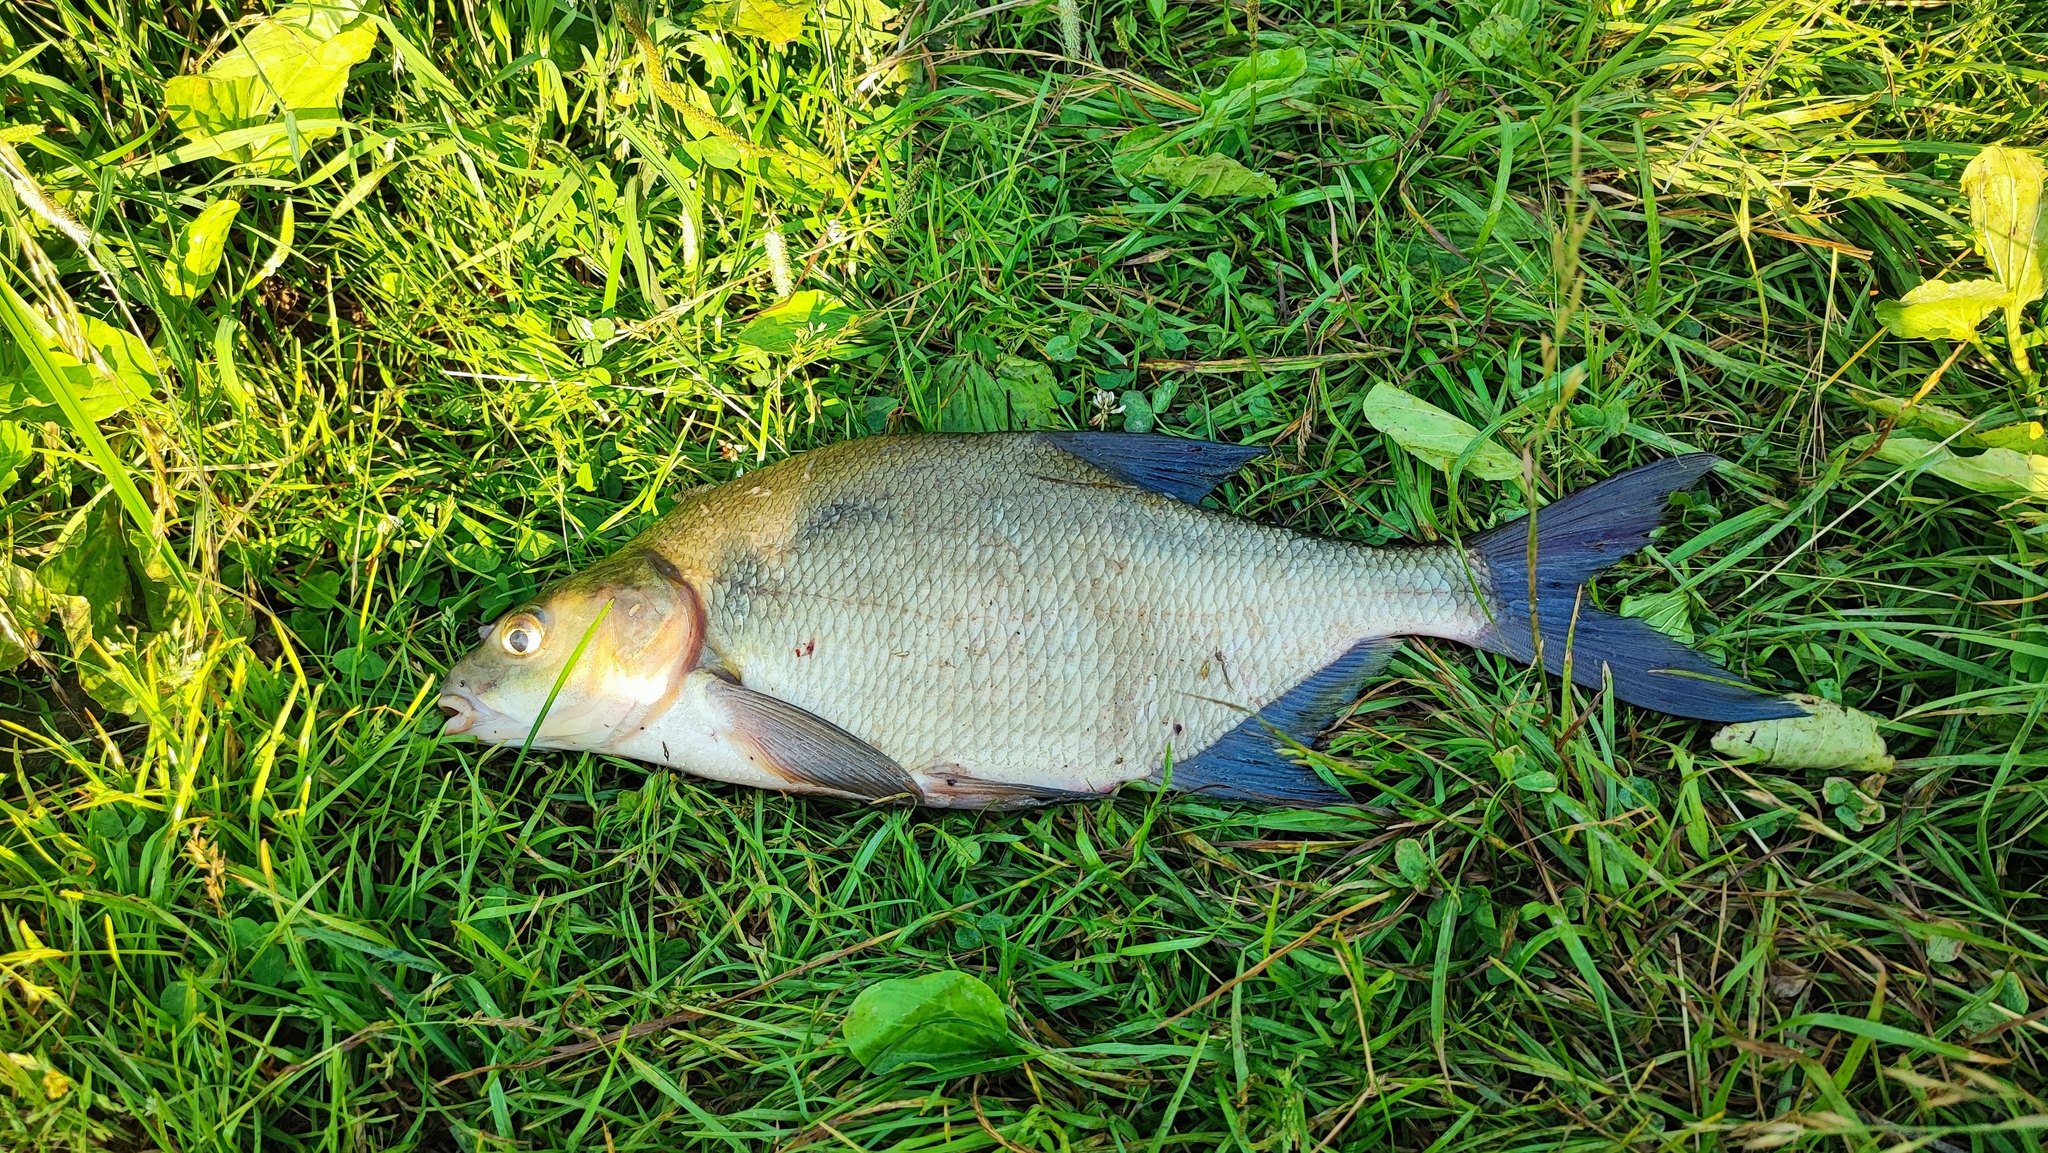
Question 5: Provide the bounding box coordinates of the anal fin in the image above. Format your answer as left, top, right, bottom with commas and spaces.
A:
913, 767, 1103, 811
1164, 638, 1400, 805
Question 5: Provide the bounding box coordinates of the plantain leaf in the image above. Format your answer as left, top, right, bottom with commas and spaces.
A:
1956, 971, 2030, 1036
164, 1, 380, 172
29, 497, 170, 715
734, 290, 860, 353
0, 280, 183, 605
1872, 436, 2048, 500
1712, 694, 1893, 772
995, 357, 1060, 428
0, 420, 31, 490
842, 971, 1015, 1075
933, 356, 1060, 432
1205, 47, 1320, 123
1873, 278, 2009, 342
1960, 144, 2044, 310
85, 317, 164, 395
1975, 420, 2047, 455
1135, 152, 1277, 200
1215, 47, 1308, 98
1846, 393, 1974, 440
1360, 383, 1520, 481
165, 198, 242, 299
820, 0, 898, 51
0, 314, 158, 423
1111, 126, 1167, 179
1619, 590, 1695, 645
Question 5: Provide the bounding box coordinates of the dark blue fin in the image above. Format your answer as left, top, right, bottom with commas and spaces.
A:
1042, 432, 1267, 504
1163, 638, 1400, 806
1469, 455, 1804, 723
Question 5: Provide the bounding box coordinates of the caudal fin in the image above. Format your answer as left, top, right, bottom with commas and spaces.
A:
1468, 455, 1802, 723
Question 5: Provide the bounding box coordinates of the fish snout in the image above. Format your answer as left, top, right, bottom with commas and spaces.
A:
438, 690, 482, 736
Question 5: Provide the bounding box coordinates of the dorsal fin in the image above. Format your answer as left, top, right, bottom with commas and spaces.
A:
1041, 432, 1267, 504
1162, 638, 1401, 805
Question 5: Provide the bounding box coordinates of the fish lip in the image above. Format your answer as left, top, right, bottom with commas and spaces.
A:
438, 691, 482, 736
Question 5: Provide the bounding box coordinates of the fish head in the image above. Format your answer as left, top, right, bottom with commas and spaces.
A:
438, 550, 703, 750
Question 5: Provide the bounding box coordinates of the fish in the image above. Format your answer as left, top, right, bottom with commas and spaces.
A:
436, 432, 1801, 808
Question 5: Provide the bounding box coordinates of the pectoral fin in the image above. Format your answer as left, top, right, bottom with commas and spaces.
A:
703, 677, 922, 804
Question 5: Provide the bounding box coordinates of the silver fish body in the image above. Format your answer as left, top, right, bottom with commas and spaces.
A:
438, 433, 1797, 807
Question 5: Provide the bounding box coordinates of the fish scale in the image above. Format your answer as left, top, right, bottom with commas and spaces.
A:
649, 434, 1487, 797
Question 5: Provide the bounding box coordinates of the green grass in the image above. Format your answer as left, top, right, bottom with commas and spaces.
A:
2, 0, 2046, 1148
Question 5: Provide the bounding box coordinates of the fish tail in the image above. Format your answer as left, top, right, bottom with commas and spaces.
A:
1466, 455, 1802, 722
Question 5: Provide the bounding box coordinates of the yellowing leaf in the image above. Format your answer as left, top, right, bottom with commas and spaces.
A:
1360, 383, 1520, 481
0, 918, 64, 1006
1135, 152, 1277, 199
1, 1053, 40, 1097
164, 1, 380, 172
1712, 695, 1893, 773
0, 562, 64, 672
1961, 145, 2044, 310
697, 0, 808, 45
1873, 436, 2048, 500
1872, 278, 2008, 341
251, 197, 296, 289
165, 198, 241, 299
39, 500, 151, 642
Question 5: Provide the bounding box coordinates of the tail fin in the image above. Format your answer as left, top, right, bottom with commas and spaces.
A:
1468, 455, 1802, 723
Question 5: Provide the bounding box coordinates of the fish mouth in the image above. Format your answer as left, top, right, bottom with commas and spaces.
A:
435, 686, 611, 747
438, 691, 483, 736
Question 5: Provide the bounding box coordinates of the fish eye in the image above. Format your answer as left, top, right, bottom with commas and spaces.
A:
498, 613, 545, 657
